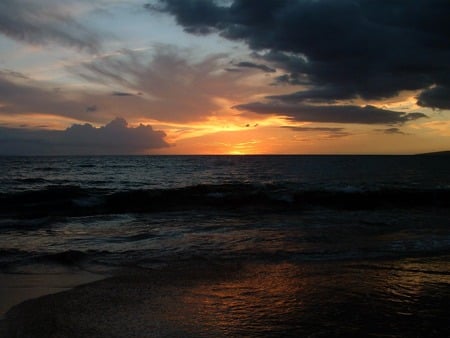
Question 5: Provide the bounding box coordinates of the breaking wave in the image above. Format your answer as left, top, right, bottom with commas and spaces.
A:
0, 183, 448, 219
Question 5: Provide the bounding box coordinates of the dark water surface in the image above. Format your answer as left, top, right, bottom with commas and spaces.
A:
1, 155, 449, 337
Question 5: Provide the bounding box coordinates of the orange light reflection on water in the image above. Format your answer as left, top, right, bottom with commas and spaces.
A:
180, 263, 308, 336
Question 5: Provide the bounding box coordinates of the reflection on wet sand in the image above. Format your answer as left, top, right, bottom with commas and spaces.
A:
177, 259, 450, 337
181, 262, 307, 336
3, 258, 450, 337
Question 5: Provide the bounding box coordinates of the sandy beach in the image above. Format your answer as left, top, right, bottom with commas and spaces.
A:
1, 262, 243, 338
2, 258, 450, 338
0, 271, 105, 318
0, 270, 106, 338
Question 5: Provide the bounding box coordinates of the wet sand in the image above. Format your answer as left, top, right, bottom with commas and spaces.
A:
0, 271, 106, 319
1, 262, 242, 338
2, 259, 450, 338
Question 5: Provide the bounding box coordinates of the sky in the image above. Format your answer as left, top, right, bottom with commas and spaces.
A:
0, 0, 449, 155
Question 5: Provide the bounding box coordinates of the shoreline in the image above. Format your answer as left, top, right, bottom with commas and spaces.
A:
2, 259, 450, 337
1, 262, 243, 338
0, 270, 106, 319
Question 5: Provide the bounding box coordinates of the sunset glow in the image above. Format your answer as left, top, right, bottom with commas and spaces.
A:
0, 1, 448, 155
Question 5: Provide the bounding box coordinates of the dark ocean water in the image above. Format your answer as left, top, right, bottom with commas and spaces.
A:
1, 155, 450, 337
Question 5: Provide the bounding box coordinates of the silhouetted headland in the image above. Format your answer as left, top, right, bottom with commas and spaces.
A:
416, 150, 450, 156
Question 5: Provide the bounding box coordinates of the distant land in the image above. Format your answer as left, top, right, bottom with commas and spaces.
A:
416, 151, 450, 156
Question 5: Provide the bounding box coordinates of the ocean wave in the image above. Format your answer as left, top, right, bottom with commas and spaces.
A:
0, 249, 112, 272
3, 246, 450, 274
0, 183, 448, 218
32, 167, 60, 172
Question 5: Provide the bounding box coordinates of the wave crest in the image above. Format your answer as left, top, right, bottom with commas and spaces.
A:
0, 184, 448, 218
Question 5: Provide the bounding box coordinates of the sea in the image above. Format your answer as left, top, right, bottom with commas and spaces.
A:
1, 155, 450, 337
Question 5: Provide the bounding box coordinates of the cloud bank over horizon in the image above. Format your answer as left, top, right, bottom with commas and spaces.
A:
0, 118, 169, 155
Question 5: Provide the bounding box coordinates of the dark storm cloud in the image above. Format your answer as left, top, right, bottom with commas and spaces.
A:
144, 1, 226, 35
235, 102, 427, 125
267, 87, 356, 103
0, 118, 169, 155
235, 61, 276, 73
0, 0, 101, 52
149, 0, 450, 109
416, 86, 450, 110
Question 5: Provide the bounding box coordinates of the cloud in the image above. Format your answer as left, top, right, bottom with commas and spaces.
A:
0, 69, 30, 80
0, 70, 99, 121
1, 46, 268, 125
235, 61, 276, 73
374, 127, 406, 135
112, 91, 135, 96
417, 86, 450, 110
282, 126, 345, 133
0, 0, 101, 52
224, 68, 242, 73
0, 118, 169, 155
266, 87, 355, 104
150, 0, 450, 109
73, 45, 265, 122
235, 102, 427, 125
86, 105, 98, 112
281, 126, 350, 138
144, 1, 226, 35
